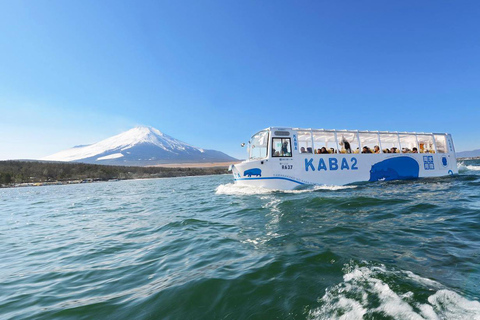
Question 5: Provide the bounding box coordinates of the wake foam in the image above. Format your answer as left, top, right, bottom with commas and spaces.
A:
458, 162, 480, 172
464, 165, 480, 171
215, 183, 355, 195
308, 263, 480, 320
215, 183, 277, 195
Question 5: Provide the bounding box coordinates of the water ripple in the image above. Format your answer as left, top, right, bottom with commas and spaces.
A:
1, 163, 480, 319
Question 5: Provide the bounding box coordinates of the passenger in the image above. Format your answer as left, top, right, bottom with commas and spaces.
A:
330, 148, 335, 154
307, 147, 313, 153
300, 147, 306, 153
374, 145, 380, 154
361, 146, 372, 154
339, 136, 352, 154
316, 148, 321, 154
345, 142, 351, 153
320, 147, 328, 154
281, 141, 289, 154
412, 147, 418, 153
390, 147, 397, 153
275, 151, 280, 156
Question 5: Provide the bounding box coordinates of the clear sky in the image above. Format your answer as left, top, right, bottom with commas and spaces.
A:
1, 0, 479, 160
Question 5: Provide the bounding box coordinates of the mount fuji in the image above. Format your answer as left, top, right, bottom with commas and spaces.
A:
41, 126, 237, 166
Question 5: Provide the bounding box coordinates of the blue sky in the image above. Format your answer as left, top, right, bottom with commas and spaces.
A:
1, 0, 479, 160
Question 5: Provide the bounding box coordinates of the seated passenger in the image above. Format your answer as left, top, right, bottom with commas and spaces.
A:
329, 148, 335, 154
316, 148, 321, 154
412, 147, 418, 153
320, 147, 328, 154
390, 147, 397, 153
374, 145, 380, 153
275, 151, 280, 156
300, 147, 306, 153
361, 146, 372, 153
307, 147, 313, 153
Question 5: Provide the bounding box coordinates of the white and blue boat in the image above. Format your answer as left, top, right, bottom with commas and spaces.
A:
229, 127, 458, 190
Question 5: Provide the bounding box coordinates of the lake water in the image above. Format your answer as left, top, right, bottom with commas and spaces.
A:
2, 160, 480, 319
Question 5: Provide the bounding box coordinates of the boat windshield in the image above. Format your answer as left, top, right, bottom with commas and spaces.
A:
249, 130, 269, 160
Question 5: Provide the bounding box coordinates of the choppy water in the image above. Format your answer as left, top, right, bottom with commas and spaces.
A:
2, 160, 480, 319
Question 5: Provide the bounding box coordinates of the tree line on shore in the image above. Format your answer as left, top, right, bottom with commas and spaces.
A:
0, 161, 229, 187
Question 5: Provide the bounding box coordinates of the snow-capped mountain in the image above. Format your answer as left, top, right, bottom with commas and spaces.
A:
41, 126, 237, 166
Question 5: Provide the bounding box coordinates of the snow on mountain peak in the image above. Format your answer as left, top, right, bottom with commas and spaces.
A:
41, 126, 199, 162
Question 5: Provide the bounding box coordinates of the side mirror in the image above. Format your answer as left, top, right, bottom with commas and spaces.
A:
240, 143, 245, 147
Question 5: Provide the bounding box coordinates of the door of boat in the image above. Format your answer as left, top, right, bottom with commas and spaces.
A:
269, 130, 296, 177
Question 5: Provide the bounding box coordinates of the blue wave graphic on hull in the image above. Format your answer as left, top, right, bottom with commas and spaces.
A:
235, 176, 304, 185
369, 157, 419, 182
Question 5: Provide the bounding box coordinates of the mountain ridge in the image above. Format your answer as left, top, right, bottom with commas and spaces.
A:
457, 149, 480, 158
41, 126, 237, 166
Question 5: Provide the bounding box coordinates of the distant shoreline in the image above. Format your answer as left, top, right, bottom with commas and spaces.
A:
0, 160, 235, 188
457, 156, 480, 160
150, 161, 242, 168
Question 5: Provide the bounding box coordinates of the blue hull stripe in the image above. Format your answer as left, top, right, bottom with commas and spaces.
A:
234, 177, 305, 185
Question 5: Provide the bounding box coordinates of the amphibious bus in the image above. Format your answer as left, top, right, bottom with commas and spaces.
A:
229, 127, 458, 190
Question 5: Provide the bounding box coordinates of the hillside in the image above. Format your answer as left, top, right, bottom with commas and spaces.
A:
0, 161, 229, 187
457, 149, 480, 159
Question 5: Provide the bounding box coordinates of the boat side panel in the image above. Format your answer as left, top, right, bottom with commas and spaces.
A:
232, 153, 457, 189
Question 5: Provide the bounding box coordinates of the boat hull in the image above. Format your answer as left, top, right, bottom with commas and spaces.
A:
231, 153, 458, 190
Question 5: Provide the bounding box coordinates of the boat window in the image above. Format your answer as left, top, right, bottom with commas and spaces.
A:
272, 138, 292, 157
399, 134, 418, 153
417, 134, 435, 153
249, 130, 269, 160
359, 133, 379, 153
274, 130, 290, 137
337, 132, 359, 154
297, 130, 313, 154
434, 134, 447, 153
379, 133, 400, 153
312, 131, 338, 154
